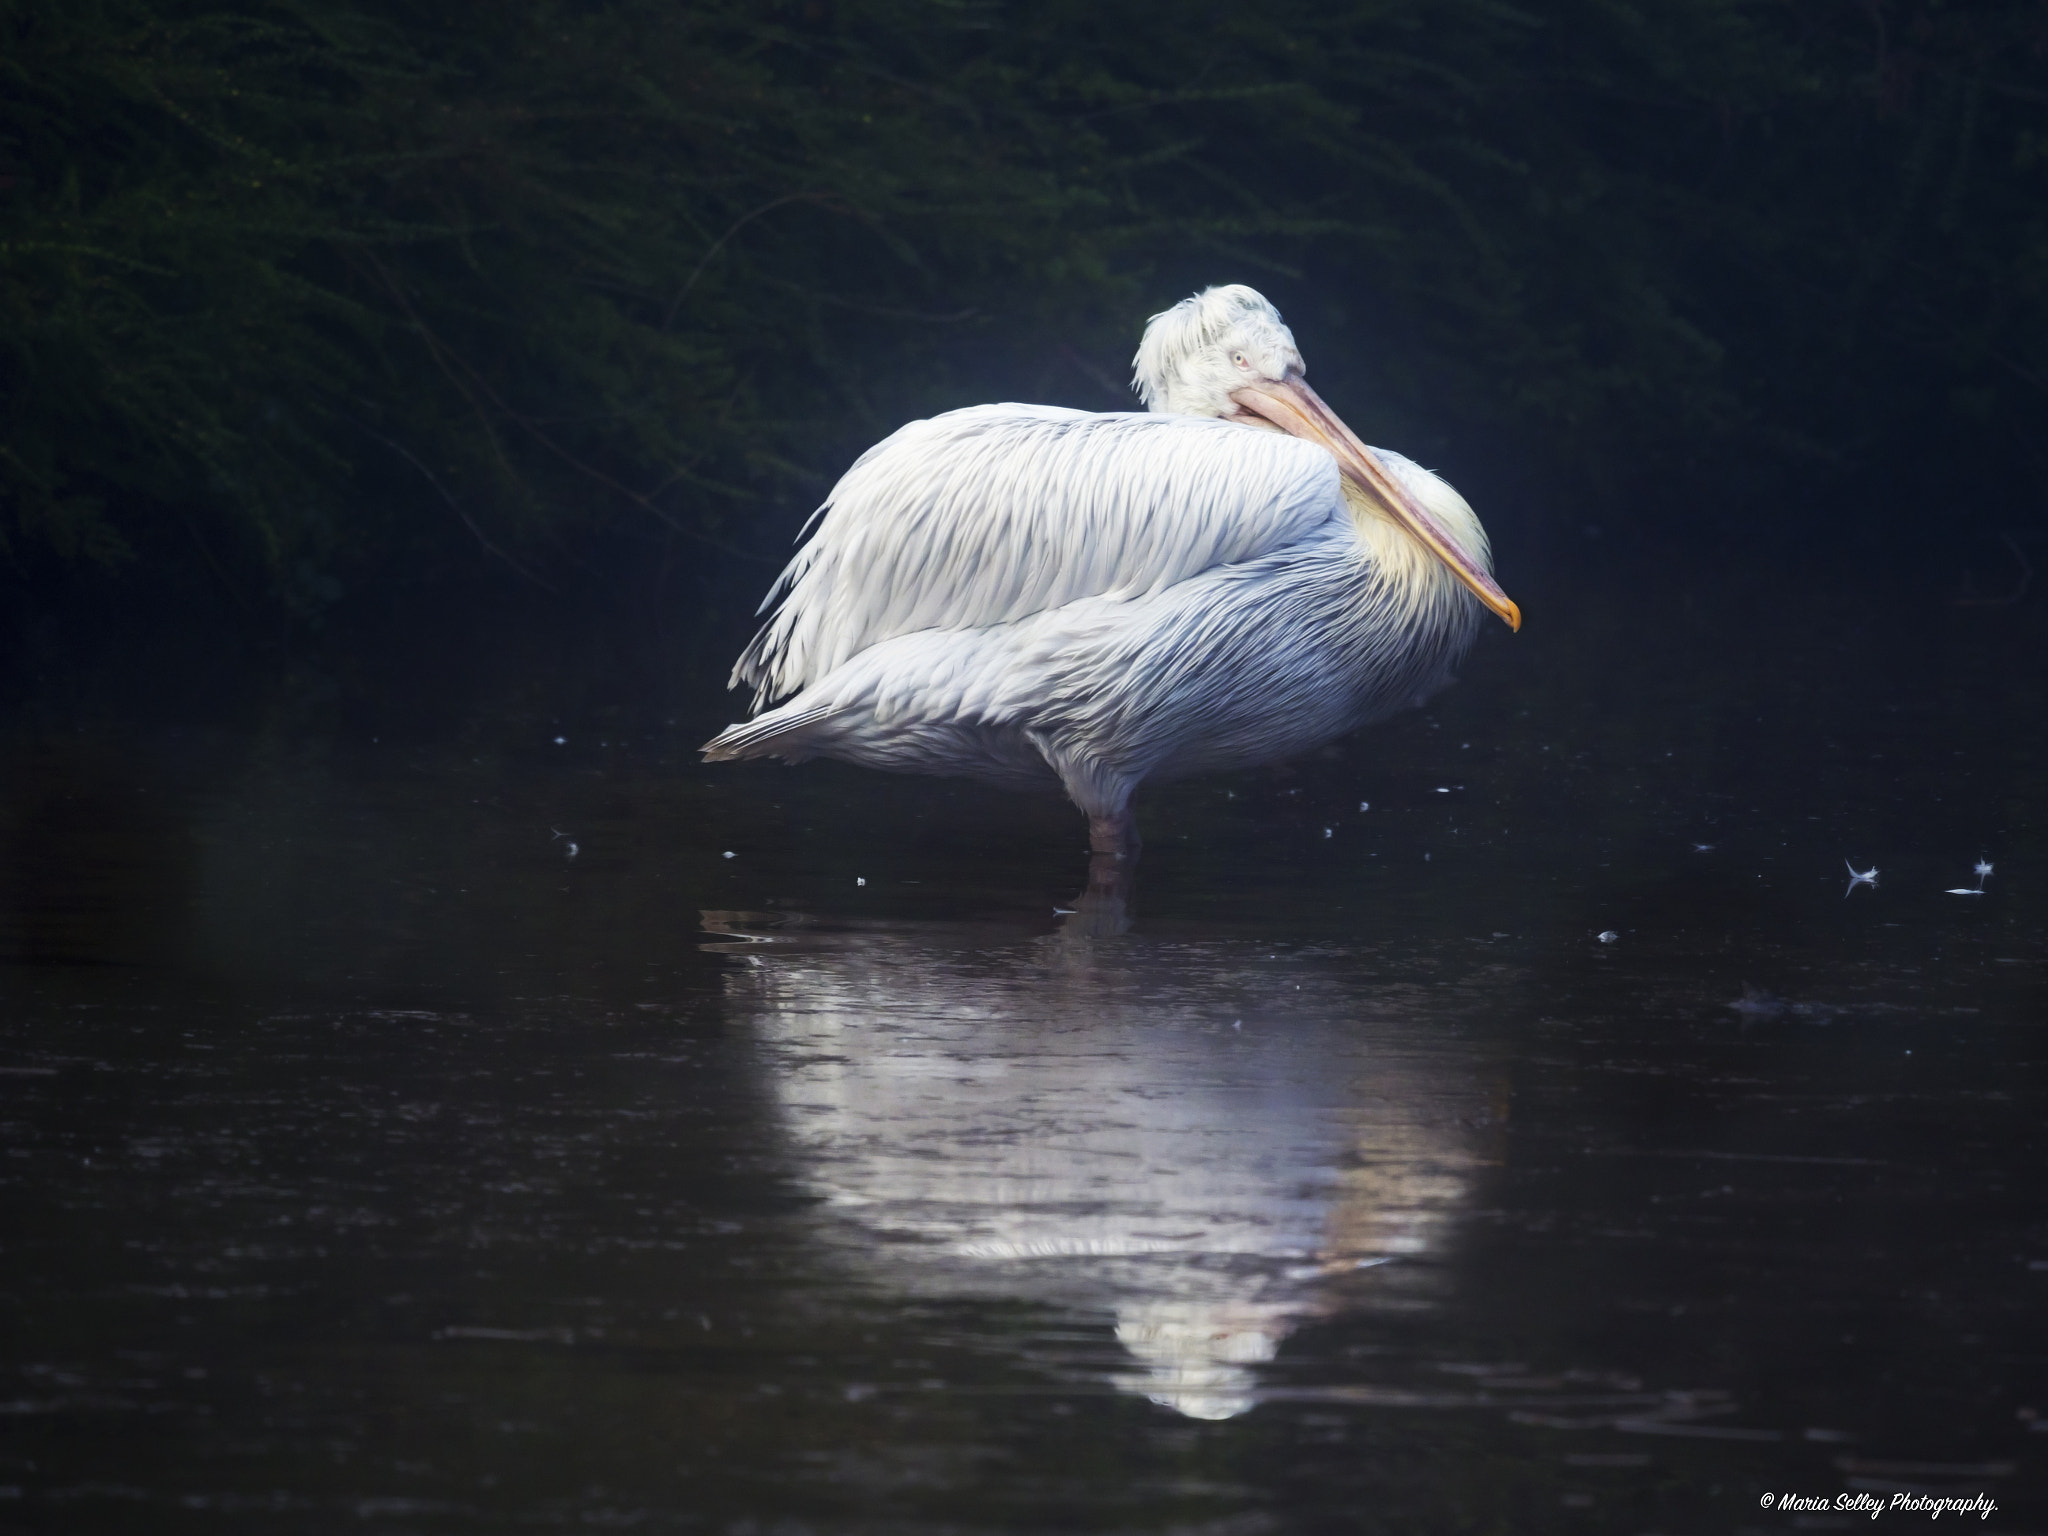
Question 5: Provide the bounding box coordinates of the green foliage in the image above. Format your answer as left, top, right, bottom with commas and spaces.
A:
0, 0, 1142, 608
2, 0, 2044, 614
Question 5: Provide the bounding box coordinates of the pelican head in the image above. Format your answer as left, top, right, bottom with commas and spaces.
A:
1132, 285, 1520, 630
1132, 283, 1305, 419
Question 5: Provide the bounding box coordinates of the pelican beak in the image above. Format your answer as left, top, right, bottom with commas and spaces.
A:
1229, 374, 1521, 631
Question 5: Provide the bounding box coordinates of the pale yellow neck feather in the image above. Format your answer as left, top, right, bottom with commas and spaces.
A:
1339, 462, 1491, 625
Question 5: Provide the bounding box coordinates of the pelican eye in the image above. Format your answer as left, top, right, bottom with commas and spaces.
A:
1230, 350, 1251, 369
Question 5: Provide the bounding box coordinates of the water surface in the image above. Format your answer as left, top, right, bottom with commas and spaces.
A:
2, 577, 2043, 1531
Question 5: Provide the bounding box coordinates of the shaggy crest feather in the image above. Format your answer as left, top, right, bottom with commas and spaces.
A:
1132, 285, 1303, 418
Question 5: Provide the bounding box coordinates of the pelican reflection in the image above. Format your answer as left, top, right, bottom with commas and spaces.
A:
705, 899, 1498, 1420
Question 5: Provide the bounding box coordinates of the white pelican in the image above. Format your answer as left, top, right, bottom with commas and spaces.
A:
704, 284, 1518, 854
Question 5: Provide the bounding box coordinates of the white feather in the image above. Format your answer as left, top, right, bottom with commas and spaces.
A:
732, 406, 1341, 708
708, 507, 1482, 821
706, 282, 1510, 845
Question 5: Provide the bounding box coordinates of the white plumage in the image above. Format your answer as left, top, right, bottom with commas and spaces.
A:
733, 407, 1338, 707
705, 284, 1518, 854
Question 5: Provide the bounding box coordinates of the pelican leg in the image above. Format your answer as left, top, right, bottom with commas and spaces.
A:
1054, 850, 1134, 941
1088, 810, 1140, 857
1025, 729, 1141, 859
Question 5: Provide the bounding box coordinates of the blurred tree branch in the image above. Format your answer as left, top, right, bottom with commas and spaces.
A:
0, 0, 2042, 616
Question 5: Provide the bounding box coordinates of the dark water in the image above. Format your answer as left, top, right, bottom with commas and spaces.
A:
2, 574, 2044, 1532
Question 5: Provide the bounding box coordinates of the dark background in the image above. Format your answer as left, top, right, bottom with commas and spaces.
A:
4, 10, 2047, 1528
4, 0, 2044, 706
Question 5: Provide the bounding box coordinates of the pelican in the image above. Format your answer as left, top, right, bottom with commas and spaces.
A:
703, 284, 1519, 854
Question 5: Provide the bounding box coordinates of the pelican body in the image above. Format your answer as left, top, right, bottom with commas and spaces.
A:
704, 285, 1518, 853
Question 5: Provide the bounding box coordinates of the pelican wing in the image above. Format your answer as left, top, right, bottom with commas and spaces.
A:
733, 405, 1341, 706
